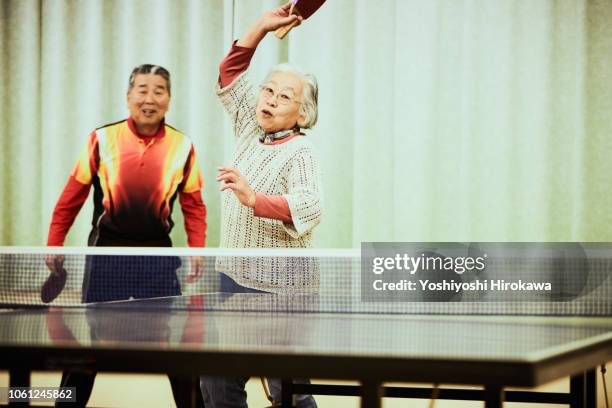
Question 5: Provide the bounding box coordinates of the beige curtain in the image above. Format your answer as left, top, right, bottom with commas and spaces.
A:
288, 0, 612, 246
1, 0, 611, 248
1, 0, 227, 246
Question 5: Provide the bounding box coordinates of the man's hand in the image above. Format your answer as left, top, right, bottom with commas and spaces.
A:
217, 166, 257, 208
44, 254, 66, 276
185, 256, 204, 284
42, 254, 68, 303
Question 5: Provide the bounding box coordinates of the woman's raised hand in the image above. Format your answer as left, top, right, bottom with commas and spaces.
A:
257, 2, 302, 33
237, 3, 303, 55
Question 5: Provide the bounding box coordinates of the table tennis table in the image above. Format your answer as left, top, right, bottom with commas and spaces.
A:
1, 292, 611, 408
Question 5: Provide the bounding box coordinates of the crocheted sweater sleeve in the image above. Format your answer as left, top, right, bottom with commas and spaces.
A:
282, 145, 323, 238
215, 71, 259, 145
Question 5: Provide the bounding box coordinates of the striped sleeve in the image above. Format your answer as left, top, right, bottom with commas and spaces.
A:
180, 145, 203, 194
70, 131, 99, 185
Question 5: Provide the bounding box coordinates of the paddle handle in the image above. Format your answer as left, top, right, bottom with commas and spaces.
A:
274, 17, 300, 39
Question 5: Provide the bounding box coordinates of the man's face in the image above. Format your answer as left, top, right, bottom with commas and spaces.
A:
256, 72, 305, 133
127, 74, 170, 131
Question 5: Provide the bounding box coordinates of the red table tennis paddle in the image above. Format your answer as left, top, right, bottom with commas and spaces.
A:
275, 0, 326, 39
41, 266, 67, 303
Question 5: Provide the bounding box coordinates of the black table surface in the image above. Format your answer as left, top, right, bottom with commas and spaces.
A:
1, 293, 611, 386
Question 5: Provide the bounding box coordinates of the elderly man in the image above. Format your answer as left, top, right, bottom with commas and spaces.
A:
200, 2, 322, 407
46, 64, 207, 407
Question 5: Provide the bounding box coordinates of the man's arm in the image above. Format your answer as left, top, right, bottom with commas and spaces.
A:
47, 176, 91, 246
48, 131, 98, 246
179, 190, 206, 284
45, 131, 98, 275
179, 190, 207, 248
45, 176, 91, 277
178, 143, 207, 283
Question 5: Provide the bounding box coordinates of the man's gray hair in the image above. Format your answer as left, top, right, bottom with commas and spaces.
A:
265, 63, 318, 129
128, 64, 171, 95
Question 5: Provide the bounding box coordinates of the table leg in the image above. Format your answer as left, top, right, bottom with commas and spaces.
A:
483, 385, 504, 408
8, 368, 30, 407
168, 374, 203, 408
281, 378, 293, 408
360, 381, 382, 408
585, 369, 596, 408
188, 375, 204, 408
570, 369, 598, 408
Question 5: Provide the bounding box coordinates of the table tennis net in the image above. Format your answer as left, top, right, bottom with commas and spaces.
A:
0, 246, 610, 315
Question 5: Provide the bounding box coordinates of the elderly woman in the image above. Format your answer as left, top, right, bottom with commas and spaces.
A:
214, 2, 322, 294
200, 3, 322, 407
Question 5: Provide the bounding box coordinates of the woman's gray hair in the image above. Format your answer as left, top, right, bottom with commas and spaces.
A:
264, 63, 318, 129
128, 64, 171, 96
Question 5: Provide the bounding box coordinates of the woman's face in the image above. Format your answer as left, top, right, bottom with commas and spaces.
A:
256, 71, 305, 133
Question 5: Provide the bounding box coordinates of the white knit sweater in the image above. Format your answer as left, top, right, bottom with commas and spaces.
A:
215, 70, 322, 293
